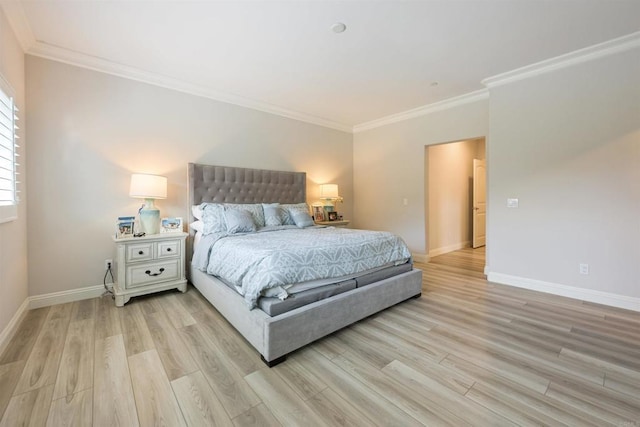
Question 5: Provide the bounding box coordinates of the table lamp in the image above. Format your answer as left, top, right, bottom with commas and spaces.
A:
319, 184, 343, 210
129, 173, 167, 235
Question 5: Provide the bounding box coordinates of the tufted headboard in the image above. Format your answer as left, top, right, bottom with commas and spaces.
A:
188, 163, 306, 208
187, 163, 307, 266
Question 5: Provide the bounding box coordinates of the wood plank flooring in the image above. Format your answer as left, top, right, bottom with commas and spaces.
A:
1, 246, 639, 426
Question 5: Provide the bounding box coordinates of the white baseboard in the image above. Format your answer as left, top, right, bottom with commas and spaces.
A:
411, 252, 429, 264
1, 284, 114, 355
429, 241, 470, 258
0, 297, 29, 357
29, 284, 113, 309
488, 272, 640, 313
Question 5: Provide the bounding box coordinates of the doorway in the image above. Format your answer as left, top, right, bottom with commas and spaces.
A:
424, 137, 486, 259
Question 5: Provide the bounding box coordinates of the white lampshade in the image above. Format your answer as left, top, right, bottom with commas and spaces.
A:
319, 184, 339, 199
129, 174, 167, 199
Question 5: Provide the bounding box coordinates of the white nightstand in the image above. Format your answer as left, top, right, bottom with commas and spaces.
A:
112, 232, 187, 307
315, 220, 350, 228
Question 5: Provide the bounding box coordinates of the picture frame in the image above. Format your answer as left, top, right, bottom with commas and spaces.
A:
328, 211, 339, 221
313, 205, 325, 222
116, 216, 135, 238
161, 217, 183, 233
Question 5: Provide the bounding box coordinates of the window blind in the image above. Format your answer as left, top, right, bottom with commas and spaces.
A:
0, 74, 19, 223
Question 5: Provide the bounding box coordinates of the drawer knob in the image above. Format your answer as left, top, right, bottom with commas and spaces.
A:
138, 250, 144, 255
166, 248, 172, 252
145, 268, 165, 277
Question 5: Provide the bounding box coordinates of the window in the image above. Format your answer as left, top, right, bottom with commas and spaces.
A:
0, 74, 19, 223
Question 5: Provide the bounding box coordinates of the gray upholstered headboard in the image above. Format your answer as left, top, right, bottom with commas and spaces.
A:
186, 163, 306, 278
188, 163, 306, 210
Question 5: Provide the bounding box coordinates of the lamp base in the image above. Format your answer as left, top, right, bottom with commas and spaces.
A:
139, 205, 160, 235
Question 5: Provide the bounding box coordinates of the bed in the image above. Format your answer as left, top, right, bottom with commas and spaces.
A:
187, 163, 422, 366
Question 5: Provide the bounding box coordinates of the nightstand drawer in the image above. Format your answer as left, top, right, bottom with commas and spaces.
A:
126, 243, 154, 262
156, 239, 181, 259
126, 259, 180, 288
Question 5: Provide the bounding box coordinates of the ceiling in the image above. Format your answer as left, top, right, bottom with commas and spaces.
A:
2, 1, 639, 131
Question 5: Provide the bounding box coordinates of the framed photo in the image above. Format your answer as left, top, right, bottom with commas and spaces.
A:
313, 205, 325, 222
328, 211, 339, 221
116, 216, 135, 238
161, 217, 183, 233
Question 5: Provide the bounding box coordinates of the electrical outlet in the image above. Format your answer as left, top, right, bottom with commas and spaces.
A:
579, 263, 589, 275
105, 259, 113, 270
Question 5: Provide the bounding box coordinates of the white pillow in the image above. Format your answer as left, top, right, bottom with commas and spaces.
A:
192, 204, 204, 220
189, 220, 204, 233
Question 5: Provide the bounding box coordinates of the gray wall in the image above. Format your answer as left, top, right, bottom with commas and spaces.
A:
353, 45, 639, 308
487, 46, 640, 301
0, 8, 27, 341
353, 100, 489, 259
26, 56, 353, 297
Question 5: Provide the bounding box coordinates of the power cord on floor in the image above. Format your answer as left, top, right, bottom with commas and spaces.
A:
103, 262, 114, 298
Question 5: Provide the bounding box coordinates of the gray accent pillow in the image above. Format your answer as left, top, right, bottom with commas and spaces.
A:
224, 203, 265, 227
281, 203, 309, 226
224, 208, 257, 234
262, 203, 287, 226
200, 203, 225, 235
290, 210, 315, 228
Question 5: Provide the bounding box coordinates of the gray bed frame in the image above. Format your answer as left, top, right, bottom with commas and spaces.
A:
187, 163, 422, 366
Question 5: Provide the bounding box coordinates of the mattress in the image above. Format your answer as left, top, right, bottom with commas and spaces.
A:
257, 261, 413, 316
218, 261, 413, 316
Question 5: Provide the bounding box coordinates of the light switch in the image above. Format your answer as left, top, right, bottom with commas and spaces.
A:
403, 198, 408, 206
507, 198, 519, 208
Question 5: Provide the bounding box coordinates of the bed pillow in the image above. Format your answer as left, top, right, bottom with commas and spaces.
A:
224, 207, 257, 234
191, 204, 204, 221
189, 220, 204, 233
281, 203, 309, 226
290, 210, 315, 228
262, 203, 287, 226
200, 203, 226, 234
224, 203, 265, 227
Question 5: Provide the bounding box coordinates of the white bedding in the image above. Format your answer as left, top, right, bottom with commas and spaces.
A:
192, 226, 411, 308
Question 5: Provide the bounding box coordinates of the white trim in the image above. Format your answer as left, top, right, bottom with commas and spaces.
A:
1, 2, 352, 133
428, 241, 471, 258
488, 272, 640, 313
26, 42, 352, 133
0, 297, 29, 357
28, 284, 113, 309
482, 31, 640, 88
411, 252, 429, 264
353, 90, 489, 133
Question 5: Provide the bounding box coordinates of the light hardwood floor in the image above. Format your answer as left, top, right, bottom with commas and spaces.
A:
1, 247, 639, 426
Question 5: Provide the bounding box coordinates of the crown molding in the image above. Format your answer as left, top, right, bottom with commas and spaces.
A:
483, 31, 640, 88
28, 42, 353, 132
1, 2, 352, 132
353, 89, 489, 133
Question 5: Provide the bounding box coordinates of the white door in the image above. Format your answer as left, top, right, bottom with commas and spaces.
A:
472, 159, 486, 248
